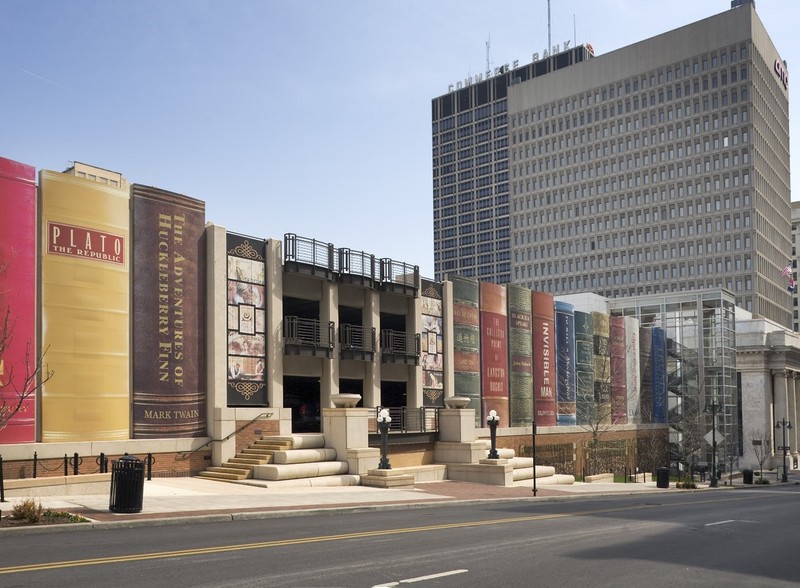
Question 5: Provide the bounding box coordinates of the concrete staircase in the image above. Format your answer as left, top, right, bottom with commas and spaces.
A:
252, 433, 354, 484
198, 437, 293, 482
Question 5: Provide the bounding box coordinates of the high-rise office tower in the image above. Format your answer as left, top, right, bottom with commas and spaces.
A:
432, 1, 791, 327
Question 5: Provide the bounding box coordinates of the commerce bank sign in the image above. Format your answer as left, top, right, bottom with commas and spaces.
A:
775, 58, 789, 90
447, 40, 589, 93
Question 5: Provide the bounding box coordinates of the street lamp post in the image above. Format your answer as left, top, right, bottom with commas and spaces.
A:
531, 418, 537, 496
377, 408, 392, 470
704, 402, 719, 488
487, 410, 500, 459
775, 417, 792, 483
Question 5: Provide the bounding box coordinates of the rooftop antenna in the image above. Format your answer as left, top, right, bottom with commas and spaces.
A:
573, 14, 576, 47
486, 35, 491, 73
548, 0, 551, 53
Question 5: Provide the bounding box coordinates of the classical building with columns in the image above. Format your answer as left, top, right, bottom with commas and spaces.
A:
736, 308, 800, 473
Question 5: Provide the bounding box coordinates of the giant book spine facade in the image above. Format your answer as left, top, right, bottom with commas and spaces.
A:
592, 311, 612, 426
555, 301, 576, 425
652, 327, 668, 424
480, 282, 508, 424
625, 316, 641, 423
132, 185, 207, 437
507, 284, 532, 427
421, 279, 444, 407
532, 291, 557, 426
39, 170, 130, 441
639, 327, 654, 423
226, 234, 268, 407
450, 275, 481, 425
0, 157, 37, 443
609, 316, 628, 425
574, 311, 595, 426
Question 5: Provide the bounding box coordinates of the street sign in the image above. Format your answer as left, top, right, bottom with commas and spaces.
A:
705, 429, 725, 445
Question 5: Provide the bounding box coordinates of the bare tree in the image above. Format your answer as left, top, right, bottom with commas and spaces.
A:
748, 428, 772, 480
0, 257, 53, 433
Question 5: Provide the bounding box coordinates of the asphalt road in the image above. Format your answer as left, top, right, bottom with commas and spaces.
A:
1, 485, 798, 587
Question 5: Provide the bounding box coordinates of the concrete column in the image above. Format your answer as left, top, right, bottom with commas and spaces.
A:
442, 280, 455, 400
364, 289, 381, 408
407, 292, 423, 410
791, 372, 799, 460
266, 239, 284, 410
205, 224, 234, 466
320, 281, 339, 410
772, 370, 789, 456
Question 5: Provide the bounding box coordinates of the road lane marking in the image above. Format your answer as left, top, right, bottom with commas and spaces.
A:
0, 493, 788, 576
373, 568, 469, 586
705, 519, 736, 527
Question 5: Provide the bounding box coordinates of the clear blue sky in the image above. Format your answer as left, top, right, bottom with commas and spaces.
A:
2, 1, 797, 278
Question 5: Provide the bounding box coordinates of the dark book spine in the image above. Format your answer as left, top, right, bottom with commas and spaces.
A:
555, 301, 576, 425
507, 285, 532, 427
132, 185, 207, 437
575, 311, 594, 425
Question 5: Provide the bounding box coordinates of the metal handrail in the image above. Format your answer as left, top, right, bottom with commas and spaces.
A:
374, 406, 439, 433
180, 411, 273, 457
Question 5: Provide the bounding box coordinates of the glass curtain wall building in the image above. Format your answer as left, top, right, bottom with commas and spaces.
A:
432, 2, 791, 328
611, 289, 739, 473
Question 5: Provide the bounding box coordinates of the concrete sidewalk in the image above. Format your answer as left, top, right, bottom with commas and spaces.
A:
1, 475, 682, 529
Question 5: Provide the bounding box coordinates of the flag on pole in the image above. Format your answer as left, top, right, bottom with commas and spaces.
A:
790, 277, 797, 293
781, 263, 793, 277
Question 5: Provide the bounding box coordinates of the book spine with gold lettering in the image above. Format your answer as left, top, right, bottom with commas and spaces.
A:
450, 275, 481, 426
132, 185, 206, 438
39, 170, 130, 442
226, 233, 268, 407
0, 157, 37, 443
575, 311, 594, 426
555, 301, 576, 425
479, 282, 508, 425
507, 285, 532, 427
532, 291, 557, 427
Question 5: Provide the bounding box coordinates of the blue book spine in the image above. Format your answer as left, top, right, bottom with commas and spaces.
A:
555, 301, 576, 425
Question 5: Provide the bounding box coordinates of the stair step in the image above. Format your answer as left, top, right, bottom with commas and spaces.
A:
229, 456, 272, 466
198, 470, 249, 481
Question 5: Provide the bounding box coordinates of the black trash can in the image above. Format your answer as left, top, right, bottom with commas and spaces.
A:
109, 454, 145, 513
742, 469, 754, 484
656, 467, 670, 488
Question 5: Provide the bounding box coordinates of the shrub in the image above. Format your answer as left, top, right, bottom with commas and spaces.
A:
676, 480, 698, 489
11, 499, 44, 523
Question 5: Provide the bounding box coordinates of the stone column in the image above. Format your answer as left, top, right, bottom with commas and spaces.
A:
322, 405, 376, 474
772, 370, 789, 456
363, 289, 381, 408
320, 281, 339, 410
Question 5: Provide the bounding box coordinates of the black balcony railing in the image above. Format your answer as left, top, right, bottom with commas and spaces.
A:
373, 407, 439, 433
284, 233, 417, 295
379, 258, 419, 295
284, 316, 334, 357
340, 324, 376, 361
380, 329, 420, 364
